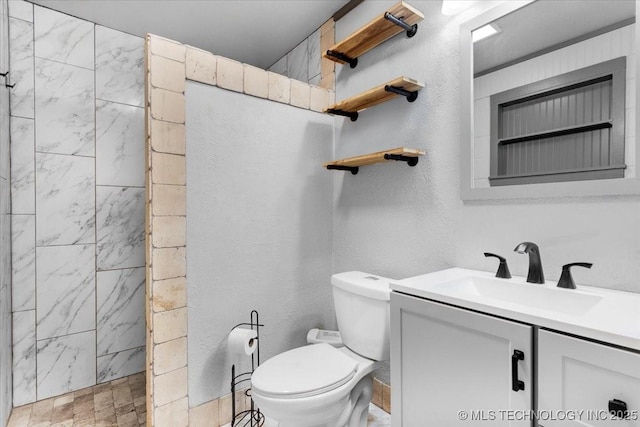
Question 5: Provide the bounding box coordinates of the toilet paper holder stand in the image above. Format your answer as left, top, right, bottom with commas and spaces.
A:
230, 310, 264, 427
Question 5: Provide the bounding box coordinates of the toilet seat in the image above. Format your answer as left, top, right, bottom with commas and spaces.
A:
251, 343, 358, 399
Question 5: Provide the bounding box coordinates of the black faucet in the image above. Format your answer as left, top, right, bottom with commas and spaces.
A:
557, 262, 592, 289
484, 253, 511, 279
514, 242, 544, 284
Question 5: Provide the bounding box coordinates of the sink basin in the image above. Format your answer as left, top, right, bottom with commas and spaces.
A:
434, 275, 602, 315
392, 268, 640, 350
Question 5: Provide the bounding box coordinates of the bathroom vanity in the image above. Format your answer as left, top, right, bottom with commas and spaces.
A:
390, 268, 640, 426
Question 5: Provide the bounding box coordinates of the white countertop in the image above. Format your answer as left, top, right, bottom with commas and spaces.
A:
391, 268, 640, 351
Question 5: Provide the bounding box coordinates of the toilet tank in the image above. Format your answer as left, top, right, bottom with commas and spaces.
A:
331, 271, 392, 361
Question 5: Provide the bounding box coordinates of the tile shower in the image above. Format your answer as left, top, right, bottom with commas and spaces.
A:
8, 1, 145, 406
1, 0, 13, 425
267, 19, 335, 91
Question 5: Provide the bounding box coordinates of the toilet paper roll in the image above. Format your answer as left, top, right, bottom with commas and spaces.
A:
228, 327, 258, 356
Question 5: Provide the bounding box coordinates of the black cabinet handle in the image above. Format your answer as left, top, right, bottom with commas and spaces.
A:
511, 350, 525, 392
609, 399, 629, 419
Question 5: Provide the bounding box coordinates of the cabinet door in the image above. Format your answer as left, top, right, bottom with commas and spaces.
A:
391, 293, 533, 427
538, 329, 640, 427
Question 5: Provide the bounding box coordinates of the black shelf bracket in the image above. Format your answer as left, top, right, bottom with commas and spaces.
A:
326, 50, 358, 68
385, 85, 419, 102
384, 12, 418, 37
384, 153, 419, 166
327, 108, 359, 122
327, 165, 359, 175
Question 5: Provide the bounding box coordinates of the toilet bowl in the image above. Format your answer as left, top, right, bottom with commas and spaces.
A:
251, 272, 392, 427
252, 344, 380, 427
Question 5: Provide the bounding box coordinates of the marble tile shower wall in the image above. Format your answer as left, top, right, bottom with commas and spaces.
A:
1, 1, 13, 425
8, 1, 145, 406
268, 28, 322, 86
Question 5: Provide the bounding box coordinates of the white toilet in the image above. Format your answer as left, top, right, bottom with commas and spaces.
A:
251, 271, 392, 427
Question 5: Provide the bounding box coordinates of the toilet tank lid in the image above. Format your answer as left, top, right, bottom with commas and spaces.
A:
331, 271, 393, 301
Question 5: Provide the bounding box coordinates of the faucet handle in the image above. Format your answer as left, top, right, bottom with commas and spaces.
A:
557, 262, 593, 289
484, 252, 512, 279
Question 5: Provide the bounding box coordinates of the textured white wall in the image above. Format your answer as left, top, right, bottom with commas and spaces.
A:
185, 82, 336, 406
334, 0, 640, 292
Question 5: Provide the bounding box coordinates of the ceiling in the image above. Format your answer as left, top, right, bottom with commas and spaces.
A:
29, 0, 349, 69
474, 0, 636, 75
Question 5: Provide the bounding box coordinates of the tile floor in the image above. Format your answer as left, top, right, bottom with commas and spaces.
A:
7, 372, 390, 427
367, 403, 391, 426
221, 403, 390, 427
7, 372, 146, 427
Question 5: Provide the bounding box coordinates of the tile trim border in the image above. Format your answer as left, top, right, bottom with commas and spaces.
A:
144, 33, 334, 427
372, 378, 391, 414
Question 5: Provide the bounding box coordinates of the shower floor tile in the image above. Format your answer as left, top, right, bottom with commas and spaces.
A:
7, 372, 146, 427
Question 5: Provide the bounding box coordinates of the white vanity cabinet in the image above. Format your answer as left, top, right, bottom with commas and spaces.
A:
391, 289, 640, 427
537, 330, 640, 427
390, 292, 533, 426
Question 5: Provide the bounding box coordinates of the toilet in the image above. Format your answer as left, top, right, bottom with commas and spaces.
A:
251, 271, 392, 427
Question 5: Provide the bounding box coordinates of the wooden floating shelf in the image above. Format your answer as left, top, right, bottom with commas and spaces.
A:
324, 147, 425, 175
324, 76, 424, 121
323, 1, 424, 68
